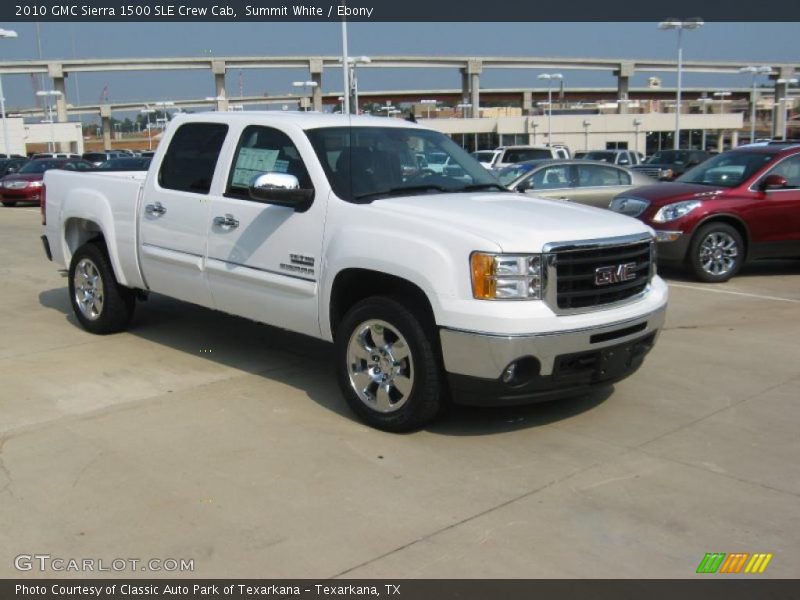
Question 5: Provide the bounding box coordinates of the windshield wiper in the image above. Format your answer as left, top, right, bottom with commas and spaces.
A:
354, 184, 449, 201
457, 183, 509, 192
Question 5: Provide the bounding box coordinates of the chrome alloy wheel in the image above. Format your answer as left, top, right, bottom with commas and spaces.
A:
73, 258, 105, 321
346, 319, 414, 413
699, 231, 739, 277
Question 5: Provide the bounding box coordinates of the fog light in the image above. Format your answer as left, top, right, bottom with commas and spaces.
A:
655, 230, 683, 242
502, 363, 517, 383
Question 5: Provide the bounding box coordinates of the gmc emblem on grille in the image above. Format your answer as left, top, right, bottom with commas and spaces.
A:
594, 262, 637, 286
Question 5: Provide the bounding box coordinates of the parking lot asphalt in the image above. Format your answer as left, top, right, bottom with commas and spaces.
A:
1, 206, 799, 579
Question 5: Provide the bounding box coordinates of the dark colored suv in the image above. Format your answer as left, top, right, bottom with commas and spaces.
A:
610, 143, 800, 282
632, 149, 711, 181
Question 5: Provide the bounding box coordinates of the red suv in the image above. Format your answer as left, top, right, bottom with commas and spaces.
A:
610, 142, 800, 282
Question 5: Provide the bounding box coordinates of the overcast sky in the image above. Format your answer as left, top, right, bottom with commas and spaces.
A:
1, 22, 798, 110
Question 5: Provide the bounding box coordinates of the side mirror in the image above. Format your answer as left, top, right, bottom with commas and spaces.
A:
760, 174, 787, 191
248, 172, 314, 211
516, 180, 534, 192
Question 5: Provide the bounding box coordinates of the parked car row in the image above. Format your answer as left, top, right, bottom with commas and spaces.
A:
0, 154, 153, 207
489, 141, 800, 282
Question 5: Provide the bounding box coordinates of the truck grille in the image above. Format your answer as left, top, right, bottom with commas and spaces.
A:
634, 166, 662, 178
550, 240, 653, 311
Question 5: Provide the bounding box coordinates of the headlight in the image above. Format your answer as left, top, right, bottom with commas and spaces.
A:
28, 181, 43, 188
609, 196, 649, 217
471, 253, 542, 300
659, 169, 674, 179
652, 200, 702, 223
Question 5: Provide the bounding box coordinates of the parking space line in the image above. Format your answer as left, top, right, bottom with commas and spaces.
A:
668, 282, 800, 304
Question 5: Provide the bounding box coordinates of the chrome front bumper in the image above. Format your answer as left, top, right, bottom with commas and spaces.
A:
439, 305, 666, 379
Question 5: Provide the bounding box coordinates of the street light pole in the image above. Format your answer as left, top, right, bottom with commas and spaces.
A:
776, 78, 798, 140
420, 99, 438, 119
659, 18, 704, 150
341, 19, 350, 115
292, 81, 318, 112
582, 120, 590, 151
140, 107, 156, 150
36, 90, 62, 153
0, 28, 18, 158
713, 91, 731, 115
633, 118, 642, 155
740, 65, 772, 143
538, 73, 562, 146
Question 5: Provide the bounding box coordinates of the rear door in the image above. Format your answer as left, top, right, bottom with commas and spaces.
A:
204, 124, 325, 338
138, 121, 229, 307
568, 163, 632, 208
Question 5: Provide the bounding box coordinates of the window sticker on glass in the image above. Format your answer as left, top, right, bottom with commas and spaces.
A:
273, 159, 289, 174
231, 147, 280, 187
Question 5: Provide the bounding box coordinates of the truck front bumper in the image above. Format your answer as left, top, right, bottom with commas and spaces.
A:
439, 306, 666, 406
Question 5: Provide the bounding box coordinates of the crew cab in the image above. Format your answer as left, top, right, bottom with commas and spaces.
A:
611, 142, 800, 282
42, 112, 667, 431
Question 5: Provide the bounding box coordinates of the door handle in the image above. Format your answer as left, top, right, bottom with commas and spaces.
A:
145, 202, 166, 216
213, 214, 239, 230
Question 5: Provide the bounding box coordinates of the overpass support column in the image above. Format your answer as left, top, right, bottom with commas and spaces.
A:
212, 60, 228, 111
772, 67, 795, 139
49, 63, 70, 151
522, 90, 533, 116
468, 60, 482, 118
309, 58, 324, 112
100, 104, 112, 151
460, 68, 469, 106
730, 130, 739, 148
614, 62, 635, 115
716, 131, 725, 153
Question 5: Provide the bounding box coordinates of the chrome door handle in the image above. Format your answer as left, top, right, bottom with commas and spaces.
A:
145, 201, 166, 216
213, 214, 239, 229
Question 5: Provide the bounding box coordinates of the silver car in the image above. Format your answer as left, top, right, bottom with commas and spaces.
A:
496, 159, 656, 209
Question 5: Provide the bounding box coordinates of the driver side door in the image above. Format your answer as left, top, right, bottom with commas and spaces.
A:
205, 124, 325, 338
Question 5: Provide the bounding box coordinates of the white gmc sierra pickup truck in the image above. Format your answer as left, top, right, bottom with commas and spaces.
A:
42, 112, 667, 431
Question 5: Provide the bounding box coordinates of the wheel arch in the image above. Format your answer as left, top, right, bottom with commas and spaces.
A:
693, 213, 752, 261
329, 269, 437, 341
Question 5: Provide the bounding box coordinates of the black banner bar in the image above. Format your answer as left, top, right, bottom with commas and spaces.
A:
4, 580, 800, 600
3, 0, 800, 22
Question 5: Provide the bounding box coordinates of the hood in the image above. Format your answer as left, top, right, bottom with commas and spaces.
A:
366, 192, 653, 252
624, 182, 727, 207
2, 173, 43, 183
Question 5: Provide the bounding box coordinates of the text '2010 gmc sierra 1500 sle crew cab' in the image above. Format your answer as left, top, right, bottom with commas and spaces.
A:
42, 112, 668, 431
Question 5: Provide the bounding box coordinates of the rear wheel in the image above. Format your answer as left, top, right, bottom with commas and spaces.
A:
68, 241, 136, 334
334, 296, 443, 432
687, 222, 744, 283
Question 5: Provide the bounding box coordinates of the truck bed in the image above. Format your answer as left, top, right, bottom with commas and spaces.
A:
44, 169, 147, 289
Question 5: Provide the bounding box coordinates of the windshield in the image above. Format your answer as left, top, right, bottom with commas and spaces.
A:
306, 126, 504, 202
677, 152, 776, 188
496, 164, 535, 186
99, 158, 151, 170
19, 160, 61, 174
471, 151, 497, 162
583, 151, 616, 162
646, 150, 693, 165
502, 148, 552, 163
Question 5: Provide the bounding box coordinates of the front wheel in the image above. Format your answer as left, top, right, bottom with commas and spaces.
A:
68, 241, 136, 334
334, 297, 443, 432
2, 201, 17, 207
686, 223, 744, 283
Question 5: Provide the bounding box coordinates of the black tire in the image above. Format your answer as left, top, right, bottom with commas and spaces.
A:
686, 222, 745, 283
68, 240, 136, 334
2, 201, 17, 207
334, 296, 443, 432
